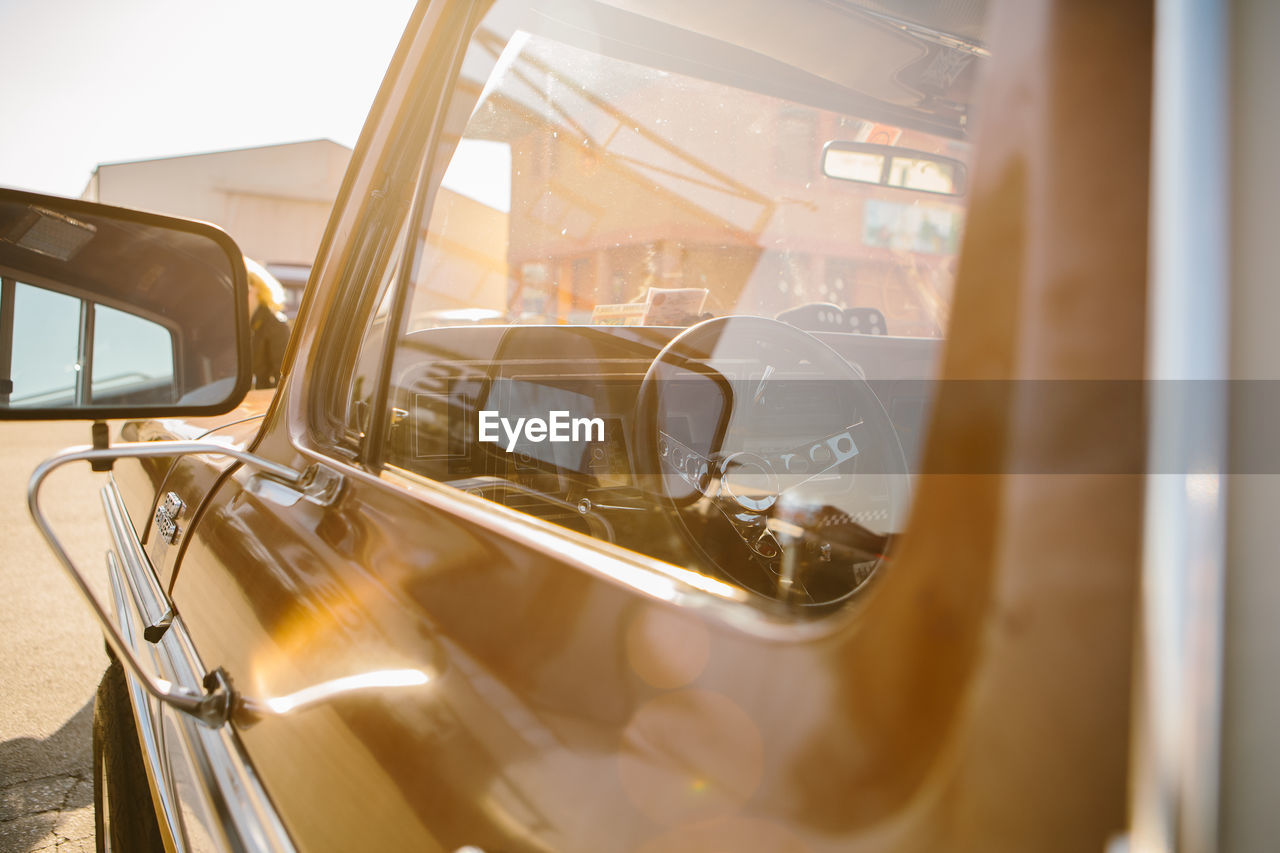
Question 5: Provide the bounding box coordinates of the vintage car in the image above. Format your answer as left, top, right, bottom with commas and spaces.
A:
2, 0, 1269, 850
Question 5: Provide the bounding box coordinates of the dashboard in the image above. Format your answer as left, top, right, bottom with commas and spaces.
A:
386, 320, 941, 610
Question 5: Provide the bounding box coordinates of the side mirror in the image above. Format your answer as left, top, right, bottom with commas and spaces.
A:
0, 188, 250, 419
821, 141, 967, 196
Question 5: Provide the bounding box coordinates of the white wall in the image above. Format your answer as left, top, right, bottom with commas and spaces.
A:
83, 139, 351, 264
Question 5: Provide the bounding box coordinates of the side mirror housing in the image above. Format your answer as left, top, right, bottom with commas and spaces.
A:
0, 188, 250, 419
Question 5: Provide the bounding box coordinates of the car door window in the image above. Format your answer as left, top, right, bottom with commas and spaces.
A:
369, 0, 985, 614
92, 303, 175, 400
5, 280, 174, 406
9, 282, 80, 405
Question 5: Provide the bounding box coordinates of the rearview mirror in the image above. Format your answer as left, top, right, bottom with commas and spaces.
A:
0, 188, 250, 419
822, 141, 967, 196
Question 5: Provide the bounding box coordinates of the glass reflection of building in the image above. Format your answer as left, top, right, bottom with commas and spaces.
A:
414, 26, 973, 339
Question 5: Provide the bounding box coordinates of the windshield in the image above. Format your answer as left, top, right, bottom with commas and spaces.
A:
406, 0, 982, 339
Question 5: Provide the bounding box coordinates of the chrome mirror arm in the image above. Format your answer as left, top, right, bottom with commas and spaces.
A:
27, 440, 306, 729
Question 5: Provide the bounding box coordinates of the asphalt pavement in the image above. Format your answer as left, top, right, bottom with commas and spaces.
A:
1, 421, 112, 853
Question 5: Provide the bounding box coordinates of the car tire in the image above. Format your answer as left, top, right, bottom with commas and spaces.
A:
93, 659, 166, 853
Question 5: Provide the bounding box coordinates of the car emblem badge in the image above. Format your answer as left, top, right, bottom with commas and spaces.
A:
155, 491, 185, 544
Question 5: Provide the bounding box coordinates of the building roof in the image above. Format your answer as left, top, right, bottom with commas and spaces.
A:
91, 138, 352, 171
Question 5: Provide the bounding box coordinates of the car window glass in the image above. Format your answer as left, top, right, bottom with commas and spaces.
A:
91, 304, 174, 398
5, 283, 176, 407
378, 0, 986, 614
9, 282, 80, 405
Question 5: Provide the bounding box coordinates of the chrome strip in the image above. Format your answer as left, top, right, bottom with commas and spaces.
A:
378, 463, 830, 637
288, 441, 884, 643
162, 615, 298, 852
103, 479, 171, 633
106, 549, 188, 853
1131, 0, 1229, 850
101, 480, 297, 853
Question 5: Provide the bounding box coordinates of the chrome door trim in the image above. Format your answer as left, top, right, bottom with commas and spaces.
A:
106, 549, 187, 853
102, 477, 297, 853
157, 596, 298, 853
103, 479, 174, 636
1131, 0, 1229, 850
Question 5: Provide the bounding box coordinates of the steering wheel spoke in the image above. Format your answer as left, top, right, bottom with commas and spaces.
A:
719, 506, 783, 561
762, 422, 864, 492
656, 429, 712, 493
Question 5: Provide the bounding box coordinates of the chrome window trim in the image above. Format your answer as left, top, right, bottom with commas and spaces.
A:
102, 477, 297, 853
1131, 0, 1229, 850
294, 450, 867, 644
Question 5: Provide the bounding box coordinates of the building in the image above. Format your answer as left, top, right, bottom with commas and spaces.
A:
81, 139, 353, 317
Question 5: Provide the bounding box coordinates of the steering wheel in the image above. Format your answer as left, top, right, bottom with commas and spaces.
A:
636, 316, 909, 608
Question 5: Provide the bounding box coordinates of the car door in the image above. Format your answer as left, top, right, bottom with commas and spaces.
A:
158, 4, 941, 850
158, 1, 1152, 852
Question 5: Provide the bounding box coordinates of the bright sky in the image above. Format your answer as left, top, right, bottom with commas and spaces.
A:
0, 0, 418, 198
